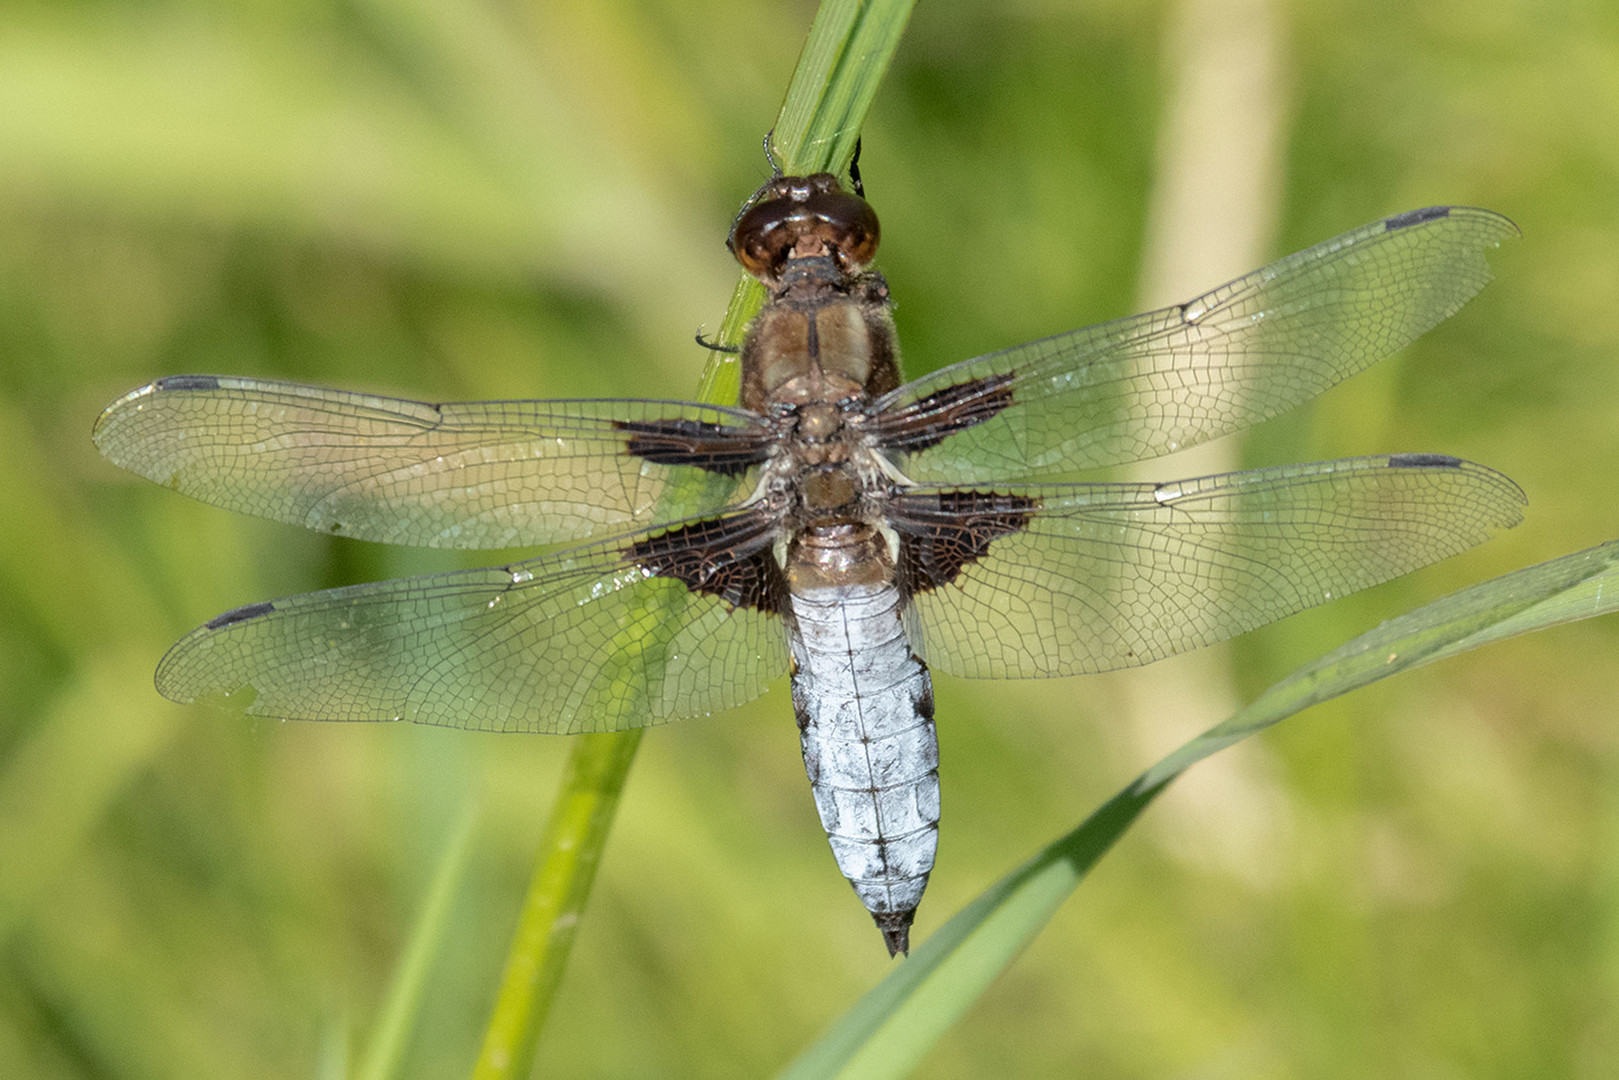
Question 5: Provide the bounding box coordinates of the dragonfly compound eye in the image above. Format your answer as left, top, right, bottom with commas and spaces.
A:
729, 173, 881, 281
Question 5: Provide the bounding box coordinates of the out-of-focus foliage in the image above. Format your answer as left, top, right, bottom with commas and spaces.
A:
1, 1, 1616, 1078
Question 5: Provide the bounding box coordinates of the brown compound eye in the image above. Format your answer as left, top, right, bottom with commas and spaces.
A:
728, 172, 881, 281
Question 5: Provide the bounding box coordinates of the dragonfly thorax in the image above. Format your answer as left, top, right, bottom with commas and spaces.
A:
756, 400, 893, 526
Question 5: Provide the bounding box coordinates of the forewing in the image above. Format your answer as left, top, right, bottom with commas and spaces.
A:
890, 455, 1525, 678
94, 375, 773, 548
875, 208, 1518, 482
155, 512, 790, 732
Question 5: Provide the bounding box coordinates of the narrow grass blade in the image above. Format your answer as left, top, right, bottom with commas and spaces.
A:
319, 1015, 352, 1080
470, 731, 642, 1078
773, 0, 919, 176
784, 540, 1619, 1079
356, 800, 481, 1080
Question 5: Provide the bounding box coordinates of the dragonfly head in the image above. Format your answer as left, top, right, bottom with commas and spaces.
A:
728, 173, 880, 285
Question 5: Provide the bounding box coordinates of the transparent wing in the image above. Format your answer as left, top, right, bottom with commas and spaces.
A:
94, 375, 773, 548
891, 454, 1525, 678
875, 207, 1518, 483
155, 516, 790, 733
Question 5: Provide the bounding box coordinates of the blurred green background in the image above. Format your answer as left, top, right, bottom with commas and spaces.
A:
4, 0, 1618, 1076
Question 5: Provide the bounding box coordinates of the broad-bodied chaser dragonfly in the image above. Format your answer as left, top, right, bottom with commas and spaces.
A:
95, 173, 1522, 955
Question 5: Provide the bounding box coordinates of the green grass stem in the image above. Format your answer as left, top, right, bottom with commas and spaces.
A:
469, 3, 917, 1073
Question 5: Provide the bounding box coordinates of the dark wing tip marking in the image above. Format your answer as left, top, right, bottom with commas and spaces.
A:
1387, 452, 1463, 468
1386, 453, 1527, 513
205, 600, 277, 630
1383, 206, 1452, 231
154, 374, 223, 392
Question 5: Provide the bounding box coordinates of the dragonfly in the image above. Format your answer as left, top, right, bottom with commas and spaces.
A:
95, 172, 1523, 956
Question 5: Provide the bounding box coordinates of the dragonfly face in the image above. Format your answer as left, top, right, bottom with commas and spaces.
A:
95, 176, 1524, 956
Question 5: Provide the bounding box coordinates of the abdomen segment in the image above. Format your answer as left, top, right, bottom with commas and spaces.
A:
789, 582, 938, 956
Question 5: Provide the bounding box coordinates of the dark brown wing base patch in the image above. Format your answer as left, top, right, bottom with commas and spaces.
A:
872, 373, 1016, 453
615, 418, 773, 476
891, 490, 1040, 599
625, 512, 787, 613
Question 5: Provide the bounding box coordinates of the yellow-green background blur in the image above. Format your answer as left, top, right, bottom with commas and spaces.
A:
4, 0, 1617, 1076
